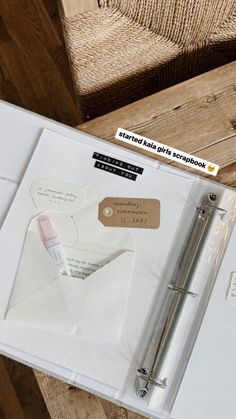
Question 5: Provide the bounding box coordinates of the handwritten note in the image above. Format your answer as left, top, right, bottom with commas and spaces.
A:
31, 178, 86, 211
65, 246, 113, 279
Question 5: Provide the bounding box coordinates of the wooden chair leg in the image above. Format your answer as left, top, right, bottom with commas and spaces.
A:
0, 356, 51, 419
0, 356, 25, 419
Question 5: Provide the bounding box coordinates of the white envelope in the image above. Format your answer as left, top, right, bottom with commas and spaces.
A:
6, 180, 135, 343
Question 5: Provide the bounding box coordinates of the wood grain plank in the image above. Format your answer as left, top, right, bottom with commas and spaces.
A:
215, 162, 236, 188
42, 0, 65, 40
35, 371, 106, 419
107, 134, 236, 182
79, 61, 236, 186
100, 398, 145, 419
167, 135, 236, 181
3, 356, 50, 419
0, 0, 82, 125
35, 371, 144, 419
79, 61, 236, 154
0, 36, 40, 110
33, 0, 81, 106
0, 357, 26, 419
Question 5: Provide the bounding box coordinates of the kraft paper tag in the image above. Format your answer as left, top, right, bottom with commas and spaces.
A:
99, 198, 160, 228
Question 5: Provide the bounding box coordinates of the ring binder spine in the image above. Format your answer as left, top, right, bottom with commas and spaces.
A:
136, 193, 225, 399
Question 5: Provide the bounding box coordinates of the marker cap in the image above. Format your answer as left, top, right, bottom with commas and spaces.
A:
38, 215, 61, 248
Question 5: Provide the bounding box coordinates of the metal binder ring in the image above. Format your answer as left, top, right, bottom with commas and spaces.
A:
137, 370, 167, 390
197, 204, 227, 217
168, 284, 198, 298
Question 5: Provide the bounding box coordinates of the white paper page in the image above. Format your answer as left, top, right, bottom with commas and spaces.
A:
0, 100, 160, 182
0, 179, 18, 225
0, 129, 194, 392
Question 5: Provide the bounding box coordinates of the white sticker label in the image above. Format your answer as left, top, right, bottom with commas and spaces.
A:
115, 128, 219, 176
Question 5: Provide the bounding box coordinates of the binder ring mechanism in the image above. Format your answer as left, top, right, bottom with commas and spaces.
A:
137, 368, 167, 398
168, 284, 198, 297
136, 193, 226, 399
197, 193, 227, 219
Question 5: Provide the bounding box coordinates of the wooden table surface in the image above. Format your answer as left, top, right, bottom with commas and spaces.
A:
34, 61, 236, 418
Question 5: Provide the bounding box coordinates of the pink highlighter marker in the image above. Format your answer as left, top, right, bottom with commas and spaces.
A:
38, 215, 71, 276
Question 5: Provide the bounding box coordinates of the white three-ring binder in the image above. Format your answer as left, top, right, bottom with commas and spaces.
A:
0, 100, 235, 419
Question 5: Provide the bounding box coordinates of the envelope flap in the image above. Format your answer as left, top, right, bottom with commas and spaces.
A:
60, 250, 135, 308
9, 231, 59, 308
56, 250, 135, 338
7, 247, 135, 342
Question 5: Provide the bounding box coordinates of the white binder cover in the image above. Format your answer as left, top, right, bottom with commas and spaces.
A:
0, 100, 235, 419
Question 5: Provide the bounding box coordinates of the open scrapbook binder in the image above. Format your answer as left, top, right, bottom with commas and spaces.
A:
0, 101, 235, 419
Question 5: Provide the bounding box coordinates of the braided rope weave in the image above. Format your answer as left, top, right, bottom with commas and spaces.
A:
61, 0, 236, 120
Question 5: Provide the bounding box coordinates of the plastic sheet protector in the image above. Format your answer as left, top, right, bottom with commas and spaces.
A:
0, 110, 235, 418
